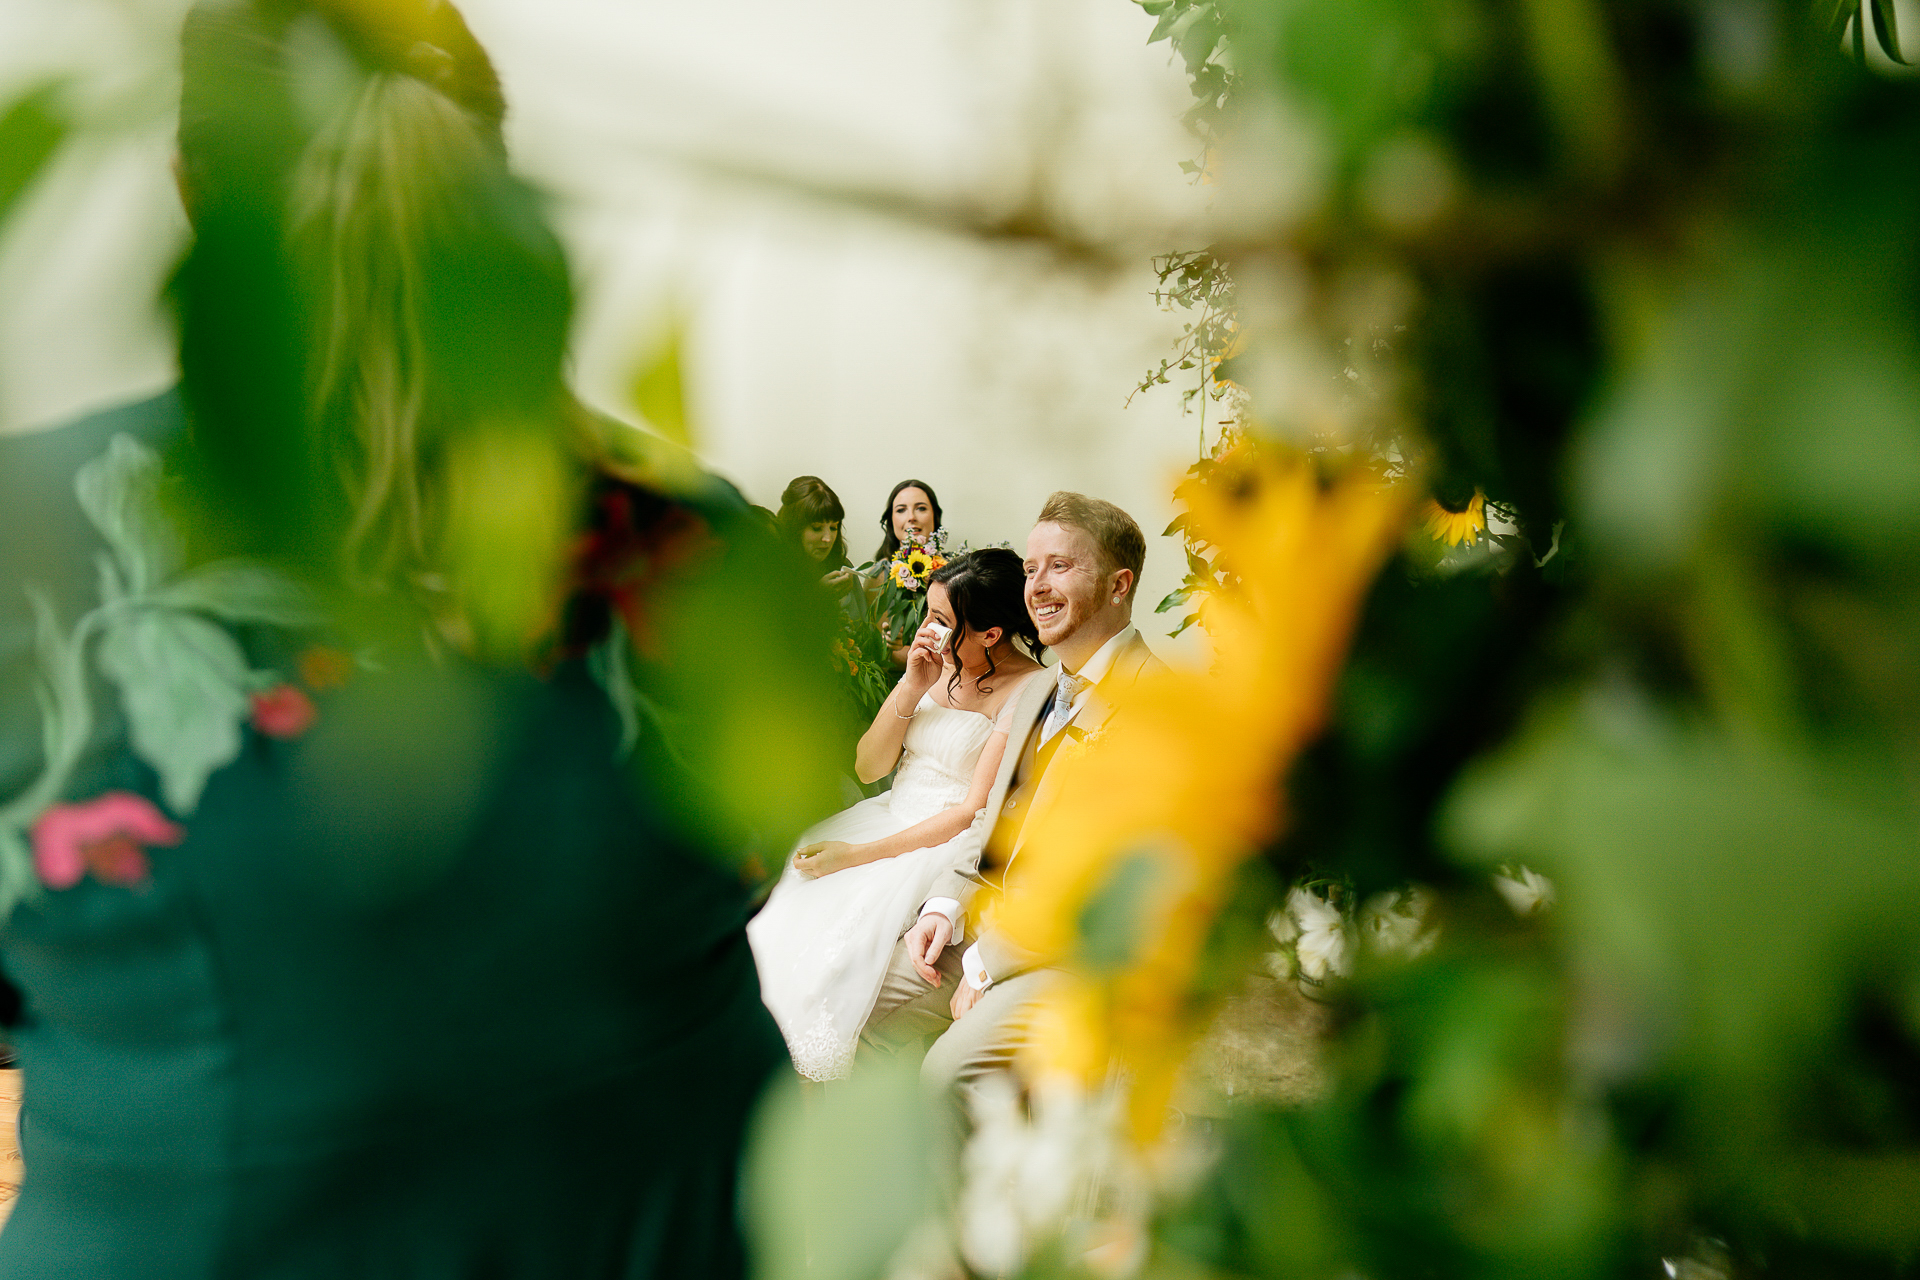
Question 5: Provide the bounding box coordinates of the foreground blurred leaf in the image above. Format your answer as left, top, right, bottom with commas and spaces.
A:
630, 322, 697, 453
439, 424, 574, 661
743, 1058, 932, 1280
641, 515, 850, 865
153, 561, 325, 629
1447, 700, 1917, 1063
1443, 695, 1920, 1242
1831, 0, 1909, 62
0, 84, 67, 227
96, 610, 252, 816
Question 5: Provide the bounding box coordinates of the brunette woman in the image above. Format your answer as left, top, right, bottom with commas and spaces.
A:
778, 475, 860, 607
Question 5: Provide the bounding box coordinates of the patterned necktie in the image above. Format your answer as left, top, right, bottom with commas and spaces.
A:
1041, 667, 1089, 743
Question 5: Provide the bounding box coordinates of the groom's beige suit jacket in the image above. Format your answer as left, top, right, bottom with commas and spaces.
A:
924, 626, 1163, 981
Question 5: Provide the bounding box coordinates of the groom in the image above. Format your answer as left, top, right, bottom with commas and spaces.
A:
860, 490, 1163, 1093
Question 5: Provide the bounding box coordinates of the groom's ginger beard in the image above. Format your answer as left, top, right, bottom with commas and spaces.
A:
1024, 520, 1133, 672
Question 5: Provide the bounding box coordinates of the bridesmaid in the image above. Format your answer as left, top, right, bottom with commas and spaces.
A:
871, 478, 943, 563
777, 475, 860, 615
870, 479, 944, 665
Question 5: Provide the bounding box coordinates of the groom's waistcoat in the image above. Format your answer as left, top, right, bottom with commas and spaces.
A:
979, 696, 1076, 888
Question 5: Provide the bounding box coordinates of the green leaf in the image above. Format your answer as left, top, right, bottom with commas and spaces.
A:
74, 433, 178, 598
97, 609, 254, 815
629, 322, 695, 451
1076, 849, 1165, 973
1163, 513, 1189, 537
1145, 0, 1184, 43
1169, 3, 1222, 75
0, 827, 38, 923
0, 84, 67, 227
1442, 703, 1920, 1092
1186, 548, 1212, 578
742, 1056, 931, 1280
1871, 0, 1907, 62
1156, 587, 1193, 614
0, 590, 98, 832
153, 561, 323, 628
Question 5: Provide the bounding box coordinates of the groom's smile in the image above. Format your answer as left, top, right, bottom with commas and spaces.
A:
1024, 520, 1115, 650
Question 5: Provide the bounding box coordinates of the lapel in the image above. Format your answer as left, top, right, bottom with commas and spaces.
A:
983, 670, 1054, 824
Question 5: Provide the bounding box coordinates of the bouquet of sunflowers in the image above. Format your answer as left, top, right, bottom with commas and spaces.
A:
861, 527, 957, 659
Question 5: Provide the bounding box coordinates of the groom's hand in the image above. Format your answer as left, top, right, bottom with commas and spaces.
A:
949, 980, 984, 1020
906, 911, 952, 985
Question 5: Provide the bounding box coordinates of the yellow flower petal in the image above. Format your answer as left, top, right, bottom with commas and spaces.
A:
990, 450, 1412, 1141
1422, 490, 1486, 547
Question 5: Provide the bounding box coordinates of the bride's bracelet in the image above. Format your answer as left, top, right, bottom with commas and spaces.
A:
894, 706, 915, 720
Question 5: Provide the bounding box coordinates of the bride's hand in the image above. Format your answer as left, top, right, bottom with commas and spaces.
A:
794, 840, 857, 878
902, 623, 945, 691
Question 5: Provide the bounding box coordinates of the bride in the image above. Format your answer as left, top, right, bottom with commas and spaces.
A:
749, 547, 1044, 1079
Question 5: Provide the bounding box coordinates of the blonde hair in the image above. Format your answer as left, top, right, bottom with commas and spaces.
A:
1036, 491, 1146, 600
181, 0, 572, 592
291, 70, 499, 580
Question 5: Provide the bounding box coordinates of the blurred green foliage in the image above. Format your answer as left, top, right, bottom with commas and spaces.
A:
744, 1060, 936, 1280
0, 84, 68, 226
1114, 0, 1920, 1277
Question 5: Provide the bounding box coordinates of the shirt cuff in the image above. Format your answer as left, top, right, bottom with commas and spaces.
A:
962, 943, 993, 992
920, 896, 963, 943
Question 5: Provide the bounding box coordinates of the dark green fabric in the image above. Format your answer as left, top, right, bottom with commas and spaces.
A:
0, 394, 786, 1277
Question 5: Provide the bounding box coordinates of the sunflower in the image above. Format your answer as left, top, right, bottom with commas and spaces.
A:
904, 548, 935, 580
1423, 489, 1486, 547
987, 452, 1413, 1140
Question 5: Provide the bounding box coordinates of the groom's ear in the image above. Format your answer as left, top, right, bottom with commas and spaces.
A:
1108, 568, 1135, 607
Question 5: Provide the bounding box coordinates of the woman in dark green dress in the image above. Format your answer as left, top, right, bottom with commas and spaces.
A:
0, 2, 838, 1274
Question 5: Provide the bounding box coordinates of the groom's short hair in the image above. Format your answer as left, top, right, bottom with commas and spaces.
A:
1036, 491, 1146, 600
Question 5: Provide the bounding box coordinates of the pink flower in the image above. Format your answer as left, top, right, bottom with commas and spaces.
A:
251, 684, 317, 739
31, 792, 185, 890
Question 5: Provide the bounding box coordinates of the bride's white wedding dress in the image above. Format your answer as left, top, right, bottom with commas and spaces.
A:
748, 692, 1003, 1080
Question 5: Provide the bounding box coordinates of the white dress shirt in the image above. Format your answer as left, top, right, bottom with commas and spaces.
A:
922, 624, 1139, 988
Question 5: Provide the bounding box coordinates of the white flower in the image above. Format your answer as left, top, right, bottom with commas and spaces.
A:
957, 1075, 1030, 1276
1266, 907, 1298, 946
1286, 885, 1352, 983
1360, 886, 1438, 958
1492, 864, 1556, 916
953, 1076, 1150, 1278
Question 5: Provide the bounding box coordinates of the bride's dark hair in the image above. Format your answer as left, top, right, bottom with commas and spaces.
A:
929, 548, 1042, 698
